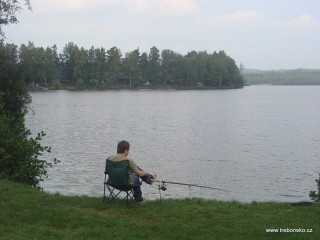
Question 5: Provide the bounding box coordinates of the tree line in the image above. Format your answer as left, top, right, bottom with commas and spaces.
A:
4, 42, 244, 89
243, 69, 320, 85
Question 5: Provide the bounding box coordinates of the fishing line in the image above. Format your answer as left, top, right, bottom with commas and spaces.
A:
150, 178, 308, 202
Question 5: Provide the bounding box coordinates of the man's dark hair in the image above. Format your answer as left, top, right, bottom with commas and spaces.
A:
117, 140, 130, 153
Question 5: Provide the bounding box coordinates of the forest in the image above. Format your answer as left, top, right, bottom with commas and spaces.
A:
243, 69, 320, 85
3, 42, 244, 90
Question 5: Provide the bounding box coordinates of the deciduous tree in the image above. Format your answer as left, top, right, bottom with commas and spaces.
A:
1, 2, 59, 188
0, 0, 31, 41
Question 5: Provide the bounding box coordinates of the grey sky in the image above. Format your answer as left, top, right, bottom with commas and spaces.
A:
4, 0, 320, 70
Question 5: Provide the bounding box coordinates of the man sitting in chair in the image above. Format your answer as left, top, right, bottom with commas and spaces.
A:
107, 140, 153, 203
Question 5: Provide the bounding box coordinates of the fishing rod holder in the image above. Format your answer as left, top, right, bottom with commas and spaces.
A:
157, 183, 167, 201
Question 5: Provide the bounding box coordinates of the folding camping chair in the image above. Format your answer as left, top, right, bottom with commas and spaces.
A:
103, 159, 137, 204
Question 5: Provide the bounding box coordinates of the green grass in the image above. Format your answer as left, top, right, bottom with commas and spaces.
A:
0, 179, 319, 240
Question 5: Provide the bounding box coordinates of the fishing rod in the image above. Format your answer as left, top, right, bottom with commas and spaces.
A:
140, 169, 226, 191
151, 179, 229, 192
149, 178, 229, 201
142, 174, 230, 200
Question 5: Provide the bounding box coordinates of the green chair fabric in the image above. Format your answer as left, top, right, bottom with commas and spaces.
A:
103, 159, 136, 204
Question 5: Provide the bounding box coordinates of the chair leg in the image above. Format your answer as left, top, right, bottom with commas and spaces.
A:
103, 183, 106, 202
106, 185, 118, 203
103, 174, 107, 202
128, 190, 138, 204
106, 186, 128, 203
104, 185, 138, 205
111, 190, 122, 202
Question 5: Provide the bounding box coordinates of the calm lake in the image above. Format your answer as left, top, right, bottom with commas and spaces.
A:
25, 86, 320, 202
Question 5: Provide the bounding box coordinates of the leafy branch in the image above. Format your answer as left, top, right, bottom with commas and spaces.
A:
309, 174, 320, 202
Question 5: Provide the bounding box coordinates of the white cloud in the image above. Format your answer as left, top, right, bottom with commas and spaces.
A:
197, 10, 263, 25
127, 0, 198, 16
23, 20, 128, 38
32, 0, 118, 12
284, 14, 319, 28
31, 0, 197, 15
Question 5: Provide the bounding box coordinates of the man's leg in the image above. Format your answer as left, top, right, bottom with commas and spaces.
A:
130, 173, 143, 202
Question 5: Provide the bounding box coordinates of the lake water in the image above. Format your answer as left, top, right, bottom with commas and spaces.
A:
25, 86, 320, 202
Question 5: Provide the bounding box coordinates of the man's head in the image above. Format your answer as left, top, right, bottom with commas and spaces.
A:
117, 140, 130, 156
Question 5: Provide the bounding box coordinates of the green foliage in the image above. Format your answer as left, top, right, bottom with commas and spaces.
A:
106, 46, 122, 84
122, 48, 142, 84
0, 43, 59, 188
243, 69, 320, 85
20, 42, 60, 87
309, 174, 320, 202
0, 43, 31, 117
0, 107, 59, 187
76, 78, 86, 90
2, 42, 244, 89
52, 79, 61, 90
0, 0, 31, 41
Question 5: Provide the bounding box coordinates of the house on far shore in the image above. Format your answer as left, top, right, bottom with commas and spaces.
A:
117, 76, 135, 87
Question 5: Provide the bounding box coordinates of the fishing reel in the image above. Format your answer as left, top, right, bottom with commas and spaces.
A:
158, 183, 167, 191
151, 174, 167, 191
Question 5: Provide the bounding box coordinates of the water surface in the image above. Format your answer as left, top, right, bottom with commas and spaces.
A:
26, 86, 320, 202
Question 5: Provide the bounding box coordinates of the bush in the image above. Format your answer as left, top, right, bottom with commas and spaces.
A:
0, 43, 59, 188
309, 174, 320, 203
76, 78, 86, 90
52, 79, 61, 90
0, 104, 59, 187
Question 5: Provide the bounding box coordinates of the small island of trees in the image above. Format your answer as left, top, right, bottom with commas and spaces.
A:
3, 42, 244, 90
243, 69, 320, 85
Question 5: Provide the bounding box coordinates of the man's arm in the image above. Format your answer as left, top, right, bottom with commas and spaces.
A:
136, 166, 154, 184
133, 168, 149, 177
128, 159, 148, 177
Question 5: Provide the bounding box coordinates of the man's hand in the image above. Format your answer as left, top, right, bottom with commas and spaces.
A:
141, 174, 155, 185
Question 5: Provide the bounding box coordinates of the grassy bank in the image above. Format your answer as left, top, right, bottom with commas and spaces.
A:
0, 180, 319, 240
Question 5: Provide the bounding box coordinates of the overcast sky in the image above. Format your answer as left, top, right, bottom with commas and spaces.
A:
4, 0, 320, 70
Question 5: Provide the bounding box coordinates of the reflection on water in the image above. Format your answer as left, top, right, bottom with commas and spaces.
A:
26, 86, 320, 202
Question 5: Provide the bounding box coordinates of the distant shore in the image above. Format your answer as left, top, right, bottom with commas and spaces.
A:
28, 84, 244, 92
